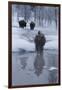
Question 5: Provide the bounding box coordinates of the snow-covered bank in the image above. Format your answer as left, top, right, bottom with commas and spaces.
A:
12, 38, 58, 52
44, 40, 58, 50
12, 27, 58, 52
12, 38, 35, 52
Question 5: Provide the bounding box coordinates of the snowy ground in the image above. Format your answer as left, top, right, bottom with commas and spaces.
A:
12, 26, 58, 52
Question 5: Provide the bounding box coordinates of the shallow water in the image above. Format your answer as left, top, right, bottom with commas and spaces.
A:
12, 50, 59, 86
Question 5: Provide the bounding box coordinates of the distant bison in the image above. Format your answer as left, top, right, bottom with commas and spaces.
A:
30, 22, 35, 30
19, 20, 26, 28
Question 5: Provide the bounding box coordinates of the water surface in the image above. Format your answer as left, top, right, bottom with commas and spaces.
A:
12, 50, 58, 86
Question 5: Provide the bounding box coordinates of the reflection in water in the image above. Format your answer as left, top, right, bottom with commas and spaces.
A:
18, 56, 27, 70
20, 57, 27, 69
34, 51, 45, 76
12, 50, 58, 85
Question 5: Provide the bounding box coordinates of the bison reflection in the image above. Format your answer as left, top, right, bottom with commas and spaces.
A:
34, 52, 45, 76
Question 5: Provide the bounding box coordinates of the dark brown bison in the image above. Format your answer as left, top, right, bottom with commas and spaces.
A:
19, 20, 26, 28
30, 22, 35, 30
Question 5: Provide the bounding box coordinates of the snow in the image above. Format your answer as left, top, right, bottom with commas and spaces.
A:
12, 38, 58, 52
12, 27, 58, 52
12, 37, 35, 52
12, 16, 58, 52
48, 67, 58, 71
44, 39, 58, 50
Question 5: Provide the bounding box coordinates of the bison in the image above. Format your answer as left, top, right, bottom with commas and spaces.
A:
19, 20, 26, 28
30, 22, 35, 30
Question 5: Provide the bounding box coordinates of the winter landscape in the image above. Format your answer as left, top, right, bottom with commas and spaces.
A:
12, 4, 59, 86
